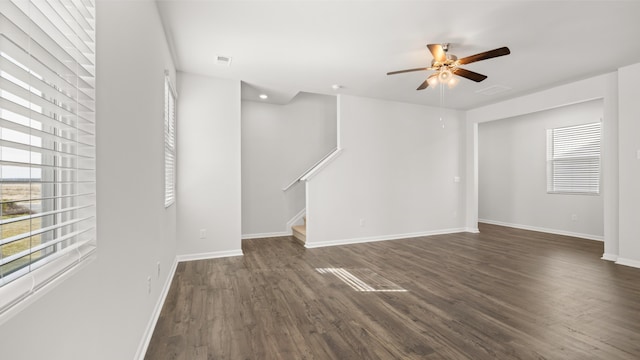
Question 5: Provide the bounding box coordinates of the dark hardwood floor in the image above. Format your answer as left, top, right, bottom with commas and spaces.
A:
145, 224, 640, 359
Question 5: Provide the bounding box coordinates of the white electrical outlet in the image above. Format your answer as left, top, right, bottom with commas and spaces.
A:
359, 219, 365, 227
571, 214, 578, 221
199, 229, 206, 239
147, 276, 152, 294
453, 176, 460, 183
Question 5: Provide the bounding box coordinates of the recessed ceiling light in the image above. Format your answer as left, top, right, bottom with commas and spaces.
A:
259, 94, 268, 99
331, 84, 342, 90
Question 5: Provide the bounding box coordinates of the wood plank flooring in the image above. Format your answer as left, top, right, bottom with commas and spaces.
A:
145, 224, 640, 359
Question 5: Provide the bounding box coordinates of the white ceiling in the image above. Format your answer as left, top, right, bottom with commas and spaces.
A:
156, 1, 640, 109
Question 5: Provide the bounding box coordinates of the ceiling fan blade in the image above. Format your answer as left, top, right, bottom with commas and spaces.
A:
416, 80, 429, 90
457, 47, 511, 65
417, 73, 438, 90
427, 44, 446, 62
387, 67, 430, 75
453, 68, 488, 82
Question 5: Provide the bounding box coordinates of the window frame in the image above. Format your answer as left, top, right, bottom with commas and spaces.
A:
546, 121, 602, 195
164, 72, 176, 208
0, 0, 96, 322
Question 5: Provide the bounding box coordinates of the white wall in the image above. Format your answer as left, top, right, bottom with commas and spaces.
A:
0, 2, 178, 359
478, 100, 604, 239
617, 63, 640, 267
306, 95, 466, 247
467, 73, 620, 261
241, 92, 336, 237
177, 72, 242, 257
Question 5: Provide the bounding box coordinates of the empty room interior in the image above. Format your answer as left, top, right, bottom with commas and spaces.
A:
1, 1, 640, 359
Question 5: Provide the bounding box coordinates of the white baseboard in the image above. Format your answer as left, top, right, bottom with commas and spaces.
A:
241, 208, 306, 240
601, 253, 618, 262
615, 257, 640, 269
478, 219, 604, 242
304, 228, 467, 249
242, 231, 290, 240
465, 227, 480, 233
176, 249, 243, 262
134, 257, 178, 360
135, 248, 244, 359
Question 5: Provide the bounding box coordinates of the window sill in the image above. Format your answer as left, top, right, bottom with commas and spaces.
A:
0, 245, 96, 326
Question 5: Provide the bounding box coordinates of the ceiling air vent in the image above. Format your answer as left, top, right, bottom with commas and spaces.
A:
475, 85, 511, 96
215, 55, 232, 66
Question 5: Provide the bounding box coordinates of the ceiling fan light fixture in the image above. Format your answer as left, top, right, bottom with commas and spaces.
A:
438, 68, 453, 82
448, 76, 460, 89
387, 43, 511, 91
427, 76, 439, 87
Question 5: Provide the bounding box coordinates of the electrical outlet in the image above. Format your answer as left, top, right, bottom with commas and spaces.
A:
157, 261, 161, 278
359, 218, 365, 227
199, 229, 206, 239
147, 276, 152, 294
571, 214, 578, 221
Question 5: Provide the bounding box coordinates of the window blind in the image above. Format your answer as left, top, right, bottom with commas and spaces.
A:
547, 122, 601, 194
0, 0, 96, 314
164, 73, 176, 207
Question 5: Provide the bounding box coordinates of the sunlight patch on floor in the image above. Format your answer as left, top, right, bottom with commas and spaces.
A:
316, 267, 407, 292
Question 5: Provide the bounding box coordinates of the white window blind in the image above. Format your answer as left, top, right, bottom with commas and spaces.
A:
164, 73, 176, 207
0, 0, 96, 316
547, 122, 601, 194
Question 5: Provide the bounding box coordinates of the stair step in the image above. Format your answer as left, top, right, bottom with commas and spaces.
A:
292, 224, 306, 244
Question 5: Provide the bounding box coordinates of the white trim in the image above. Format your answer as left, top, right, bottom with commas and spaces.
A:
601, 253, 618, 262
135, 248, 245, 359
300, 148, 343, 182
241, 232, 290, 240
286, 208, 306, 228
283, 148, 341, 191
176, 249, 243, 262
615, 257, 640, 269
134, 257, 178, 360
478, 219, 604, 242
304, 228, 466, 249
465, 227, 480, 233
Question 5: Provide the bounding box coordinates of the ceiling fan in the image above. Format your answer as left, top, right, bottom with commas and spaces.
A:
387, 43, 511, 90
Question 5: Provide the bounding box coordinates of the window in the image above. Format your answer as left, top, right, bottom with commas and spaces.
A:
164, 73, 176, 207
547, 122, 601, 194
0, 0, 95, 316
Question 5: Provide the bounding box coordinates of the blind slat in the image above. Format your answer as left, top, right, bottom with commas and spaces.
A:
0, 227, 93, 267
0, 215, 95, 248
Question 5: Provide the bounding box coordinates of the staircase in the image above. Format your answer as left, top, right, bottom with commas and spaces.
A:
292, 216, 306, 244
